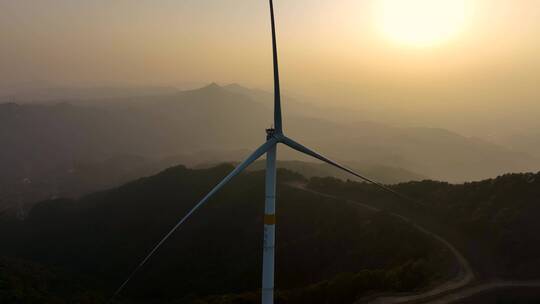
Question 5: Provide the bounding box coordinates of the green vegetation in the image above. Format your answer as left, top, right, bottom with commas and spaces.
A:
0, 165, 451, 303
0, 257, 107, 304
309, 171, 540, 279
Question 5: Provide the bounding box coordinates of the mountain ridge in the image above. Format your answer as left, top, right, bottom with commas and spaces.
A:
0, 83, 537, 189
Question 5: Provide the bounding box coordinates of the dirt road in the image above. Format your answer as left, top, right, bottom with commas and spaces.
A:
288, 183, 475, 304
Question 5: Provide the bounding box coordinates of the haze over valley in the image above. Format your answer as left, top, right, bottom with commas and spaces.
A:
2, 83, 539, 214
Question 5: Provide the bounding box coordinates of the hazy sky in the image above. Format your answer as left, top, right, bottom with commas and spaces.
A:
1, 1, 539, 135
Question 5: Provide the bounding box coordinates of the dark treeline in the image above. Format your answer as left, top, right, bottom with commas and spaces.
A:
0, 165, 451, 304
309, 171, 540, 280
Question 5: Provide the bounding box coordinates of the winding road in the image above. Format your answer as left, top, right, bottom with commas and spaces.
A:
289, 182, 540, 304
422, 280, 540, 304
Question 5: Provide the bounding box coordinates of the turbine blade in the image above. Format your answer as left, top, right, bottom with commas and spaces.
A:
269, 0, 282, 133
112, 138, 278, 299
279, 136, 414, 203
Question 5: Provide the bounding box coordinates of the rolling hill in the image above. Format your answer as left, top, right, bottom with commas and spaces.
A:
309, 171, 540, 280
1, 83, 537, 183
1, 83, 539, 213
0, 165, 452, 303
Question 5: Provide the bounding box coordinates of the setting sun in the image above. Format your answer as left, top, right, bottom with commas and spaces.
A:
373, 0, 471, 47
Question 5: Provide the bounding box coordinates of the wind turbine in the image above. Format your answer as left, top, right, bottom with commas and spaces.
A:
113, 1, 409, 303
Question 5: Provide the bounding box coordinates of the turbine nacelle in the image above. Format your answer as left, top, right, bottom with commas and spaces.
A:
266, 127, 277, 139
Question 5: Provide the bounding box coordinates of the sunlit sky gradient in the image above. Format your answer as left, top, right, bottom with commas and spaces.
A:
1, 1, 539, 136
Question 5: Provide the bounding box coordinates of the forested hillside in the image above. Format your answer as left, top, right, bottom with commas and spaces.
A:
309, 171, 540, 280
0, 165, 452, 303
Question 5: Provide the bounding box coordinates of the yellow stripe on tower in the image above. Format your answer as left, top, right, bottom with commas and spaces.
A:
264, 214, 276, 225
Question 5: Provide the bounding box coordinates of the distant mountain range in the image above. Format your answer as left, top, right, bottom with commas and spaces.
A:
495, 131, 540, 159
1, 83, 539, 212
0, 85, 180, 103
1, 83, 537, 182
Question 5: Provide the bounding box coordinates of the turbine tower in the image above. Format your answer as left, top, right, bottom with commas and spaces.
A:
113, 1, 410, 303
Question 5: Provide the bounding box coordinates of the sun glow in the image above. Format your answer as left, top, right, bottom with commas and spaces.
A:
374, 0, 471, 47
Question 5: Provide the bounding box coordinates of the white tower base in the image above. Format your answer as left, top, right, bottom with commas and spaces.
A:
262, 132, 277, 304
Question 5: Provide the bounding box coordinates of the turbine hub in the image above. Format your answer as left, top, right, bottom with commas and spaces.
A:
266, 128, 276, 140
